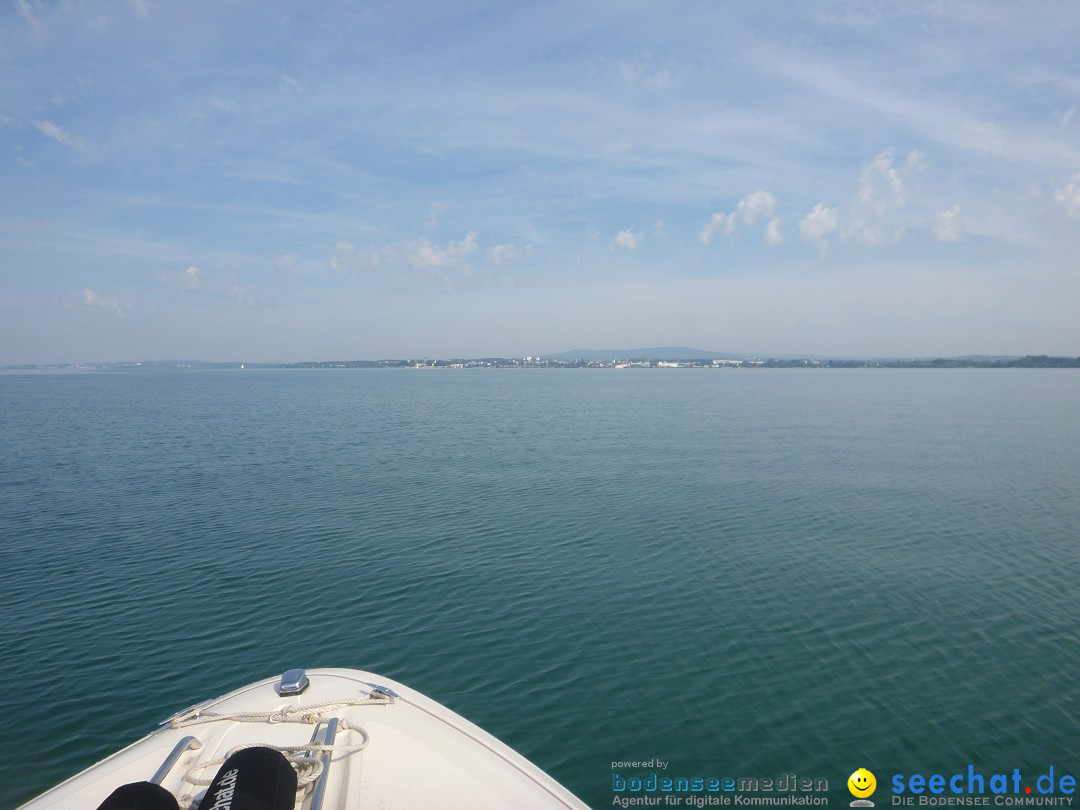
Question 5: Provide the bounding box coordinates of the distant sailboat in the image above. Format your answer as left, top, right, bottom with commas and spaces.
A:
240, 364, 245, 369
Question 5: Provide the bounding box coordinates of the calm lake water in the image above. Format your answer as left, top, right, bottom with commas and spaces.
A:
1, 368, 1078, 808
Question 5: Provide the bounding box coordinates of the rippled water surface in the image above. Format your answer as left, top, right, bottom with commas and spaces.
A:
1, 368, 1078, 808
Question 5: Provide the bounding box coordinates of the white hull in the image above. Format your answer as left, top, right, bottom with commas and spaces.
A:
20, 668, 587, 809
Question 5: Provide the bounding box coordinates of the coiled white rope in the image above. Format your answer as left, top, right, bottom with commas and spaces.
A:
168, 695, 392, 809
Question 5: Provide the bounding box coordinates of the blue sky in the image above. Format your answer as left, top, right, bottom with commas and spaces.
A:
3, 0, 1079, 362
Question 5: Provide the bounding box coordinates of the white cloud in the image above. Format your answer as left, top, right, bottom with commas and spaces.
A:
80, 289, 130, 316
700, 191, 777, 244
933, 206, 963, 241
332, 232, 514, 278
209, 96, 238, 112
157, 265, 203, 290
155, 265, 257, 304
486, 243, 518, 265
426, 202, 449, 230
857, 150, 905, 214
761, 48, 1080, 169
799, 203, 839, 252
279, 73, 302, 94
601, 139, 631, 156
15, 0, 43, 31
644, 68, 672, 89
612, 229, 642, 250
275, 253, 300, 273
620, 60, 674, 89
765, 218, 783, 244
1054, 107, 1076, 127
847, 148, 925, 244
404, 232, 478, 269
51, 77, 94, 107
1053, 173, 1080, 219
735, 190, 777, 226
330, 241, 380, 274
33, 120, 88, 152
698, 212, 731, 245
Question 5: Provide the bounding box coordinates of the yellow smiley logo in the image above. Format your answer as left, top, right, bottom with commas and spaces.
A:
848, 768, 877, 798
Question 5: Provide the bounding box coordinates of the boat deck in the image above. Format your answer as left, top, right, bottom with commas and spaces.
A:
20, 668, 587, 810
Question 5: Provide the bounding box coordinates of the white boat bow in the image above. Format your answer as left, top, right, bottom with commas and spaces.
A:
19, 667, 588, 810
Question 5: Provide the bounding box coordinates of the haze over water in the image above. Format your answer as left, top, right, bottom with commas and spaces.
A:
1, 368, 1078, 808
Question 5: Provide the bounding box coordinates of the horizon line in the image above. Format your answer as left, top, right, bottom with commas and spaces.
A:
5, 352, 1080, 369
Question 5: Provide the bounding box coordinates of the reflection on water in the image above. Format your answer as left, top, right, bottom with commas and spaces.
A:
1, 368, 1079, 808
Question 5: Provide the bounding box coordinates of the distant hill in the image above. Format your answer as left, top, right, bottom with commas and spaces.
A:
547, 347, 746, 361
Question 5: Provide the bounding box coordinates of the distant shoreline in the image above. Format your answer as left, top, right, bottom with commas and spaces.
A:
5, 355, 1079, 371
